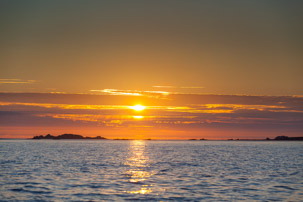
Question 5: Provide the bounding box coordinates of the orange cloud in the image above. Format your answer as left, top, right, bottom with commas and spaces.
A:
0, 79, 38, 84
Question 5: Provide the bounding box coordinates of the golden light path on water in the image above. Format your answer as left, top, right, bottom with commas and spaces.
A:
124, 140, 154, 195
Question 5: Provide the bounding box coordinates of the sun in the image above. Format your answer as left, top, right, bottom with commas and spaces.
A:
133, 115, 144, 119
129, 104, 146, 111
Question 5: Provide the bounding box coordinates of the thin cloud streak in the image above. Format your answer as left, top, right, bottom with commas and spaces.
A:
152, 86, 205, 89
152, 86, 177, 88
90, 89, 142, 96
0, 79, 38, 84
90, 89, 170, 97
180, 87, 205, 89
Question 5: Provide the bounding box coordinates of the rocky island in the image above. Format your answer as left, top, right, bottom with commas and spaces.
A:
271, 136, 303, 141
33, 134, 107, 140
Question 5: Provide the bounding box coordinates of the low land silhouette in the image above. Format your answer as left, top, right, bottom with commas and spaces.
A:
271, 136, 303, 141
31, 134, 303, 141
33, 134, 106, 140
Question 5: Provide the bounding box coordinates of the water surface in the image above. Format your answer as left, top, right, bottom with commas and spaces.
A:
1, 140, 303, 201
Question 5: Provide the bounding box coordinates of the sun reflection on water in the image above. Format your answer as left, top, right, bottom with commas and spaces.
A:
124, 140, 153, 195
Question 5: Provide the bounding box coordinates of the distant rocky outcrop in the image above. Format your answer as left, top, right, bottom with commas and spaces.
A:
33, 134, 106, 140
264, 136, 303, 141
273, 136, 303, 141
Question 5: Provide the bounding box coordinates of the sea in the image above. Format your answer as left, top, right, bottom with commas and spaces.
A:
0, 140, 302, 201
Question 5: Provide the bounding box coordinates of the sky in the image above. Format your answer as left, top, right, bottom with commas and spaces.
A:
0, 1, 302, 139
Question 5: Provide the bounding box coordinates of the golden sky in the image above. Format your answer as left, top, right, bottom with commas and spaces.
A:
0, 1, 302, 139
0, 92, 302, 139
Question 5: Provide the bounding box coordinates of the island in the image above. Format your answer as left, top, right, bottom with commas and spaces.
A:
32, 134, 107, 140
271, 136, 303, 141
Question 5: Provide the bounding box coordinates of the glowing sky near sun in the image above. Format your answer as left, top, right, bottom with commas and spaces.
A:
0, 92, 302, 139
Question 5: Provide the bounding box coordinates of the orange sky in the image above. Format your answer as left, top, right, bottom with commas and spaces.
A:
0, 93, 302, 139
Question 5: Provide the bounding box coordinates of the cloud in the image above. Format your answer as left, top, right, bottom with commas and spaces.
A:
152, 86, 204, 89
152, 86, 177, 88
152, 86, 206, 94
180, 86, 205, 89
90, 89, 170, 97
90, 89, 142, 96
0, 79, 38, 84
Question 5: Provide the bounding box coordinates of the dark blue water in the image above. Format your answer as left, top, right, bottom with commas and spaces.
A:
1, 140, 303, 201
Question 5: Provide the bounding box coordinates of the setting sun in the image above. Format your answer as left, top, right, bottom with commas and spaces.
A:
129, 104, 146, 111
133, 115, 144, 119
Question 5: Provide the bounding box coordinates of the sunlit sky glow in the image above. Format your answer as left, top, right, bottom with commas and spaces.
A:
0, 93, 302, 139
0, 1, 302, 139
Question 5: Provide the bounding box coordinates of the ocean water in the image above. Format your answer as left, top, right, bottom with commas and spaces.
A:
0, 140, 303, 201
